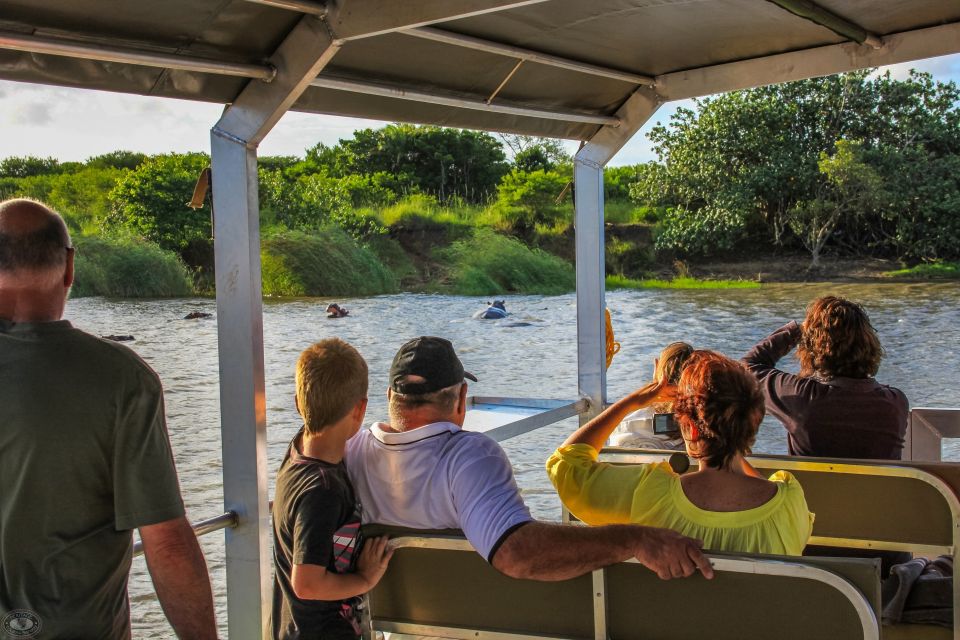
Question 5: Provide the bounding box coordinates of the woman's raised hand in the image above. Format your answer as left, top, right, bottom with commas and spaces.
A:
631, 380, 677, 406
653, 380, 678, 404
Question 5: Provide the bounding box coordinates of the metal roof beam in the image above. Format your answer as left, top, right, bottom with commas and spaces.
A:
577, 87, 662, 168
0, 30, 276, 80
214, 17, 340, 145
766, 0, 882, 48
328, 0, 553, 41
239, 0, 328, 17
310, 74, 620, 126
656, 21, 960, 103
403, 26, 655, 86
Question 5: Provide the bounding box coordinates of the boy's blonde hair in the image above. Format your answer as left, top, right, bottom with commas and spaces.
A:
296, 338, 368, 434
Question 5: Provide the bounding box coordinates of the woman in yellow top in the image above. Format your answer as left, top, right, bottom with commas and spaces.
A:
547, 350, 814, 556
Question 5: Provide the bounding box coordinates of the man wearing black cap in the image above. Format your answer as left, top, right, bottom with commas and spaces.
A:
345, 337, 713, 582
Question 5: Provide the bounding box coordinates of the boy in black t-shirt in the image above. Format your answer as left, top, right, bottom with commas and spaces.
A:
271, 338, 393, 640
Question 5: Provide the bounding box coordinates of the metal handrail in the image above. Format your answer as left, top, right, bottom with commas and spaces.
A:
132, 510, 239, 557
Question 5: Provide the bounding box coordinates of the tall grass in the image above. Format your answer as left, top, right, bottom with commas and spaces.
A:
442, 229, 574, 295
606, 275, 760, 290
72, 236, 193, 298
885, 261, 960, 279
365, 235, 419, 286
378, 195, 476, 228
261, 228, 397, 296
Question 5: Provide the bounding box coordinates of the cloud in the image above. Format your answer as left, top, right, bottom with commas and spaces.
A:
877, 54, 960, 82
12, 102, 54, 126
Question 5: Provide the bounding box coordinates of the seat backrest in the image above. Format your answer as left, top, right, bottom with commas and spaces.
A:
367, 533, 595, 639
365, 531, 881, 640
607, 553, 879, 640
598, 449, 960, 555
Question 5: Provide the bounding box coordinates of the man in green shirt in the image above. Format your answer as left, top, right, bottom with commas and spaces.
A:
0, 198, 217, 639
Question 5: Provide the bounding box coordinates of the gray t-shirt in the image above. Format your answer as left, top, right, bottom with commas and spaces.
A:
0, 320, 185, 639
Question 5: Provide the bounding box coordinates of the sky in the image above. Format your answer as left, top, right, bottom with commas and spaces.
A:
1, 54, 958, 167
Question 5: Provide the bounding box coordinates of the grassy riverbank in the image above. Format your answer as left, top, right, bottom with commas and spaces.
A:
884, 261, 960, 280
70, 222, 959, 299
73, 237, 193, 298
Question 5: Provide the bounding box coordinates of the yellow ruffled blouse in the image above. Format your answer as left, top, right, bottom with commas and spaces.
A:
546, 444, 814, 556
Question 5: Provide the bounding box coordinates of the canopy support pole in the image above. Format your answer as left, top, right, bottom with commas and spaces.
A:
210, 15, 339, 638
574, 88, 662, 420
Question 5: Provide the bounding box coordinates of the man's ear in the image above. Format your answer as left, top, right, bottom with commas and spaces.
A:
64, 248, 75, 288
458, 383, 469, 413
294, 394, 301, 417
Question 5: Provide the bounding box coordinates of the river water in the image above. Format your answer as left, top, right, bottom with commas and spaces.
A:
61, 283, 959, 636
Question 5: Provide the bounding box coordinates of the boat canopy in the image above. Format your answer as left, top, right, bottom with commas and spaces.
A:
1, 1, 958, 140
3, 2, 960, 638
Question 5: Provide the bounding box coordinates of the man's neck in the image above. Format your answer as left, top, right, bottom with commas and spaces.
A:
386, 413, 461, 433
0, 287, 65, 323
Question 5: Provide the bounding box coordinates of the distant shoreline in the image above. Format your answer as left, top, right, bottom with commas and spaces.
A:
674, 256, 958, 285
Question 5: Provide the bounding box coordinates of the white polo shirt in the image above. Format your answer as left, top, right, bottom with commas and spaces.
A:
345, 421, 533, 561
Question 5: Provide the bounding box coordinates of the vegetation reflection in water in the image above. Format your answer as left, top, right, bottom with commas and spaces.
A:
62, 283, 960, 637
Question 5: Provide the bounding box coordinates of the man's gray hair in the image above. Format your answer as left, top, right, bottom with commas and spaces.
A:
0, 199, 72, 273
389, 382, 463, 427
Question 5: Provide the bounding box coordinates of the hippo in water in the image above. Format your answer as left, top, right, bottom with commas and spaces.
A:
326, 303, 349, 318
102, 335, 135, 342
476, 300, 508, 320
184, 311, 212, 320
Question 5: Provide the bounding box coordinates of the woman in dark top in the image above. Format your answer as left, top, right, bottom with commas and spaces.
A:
743, 295, 908, 460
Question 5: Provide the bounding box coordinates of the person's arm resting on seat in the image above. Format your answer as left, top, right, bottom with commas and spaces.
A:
291, 536, 393, 600
491, 521, 713, 582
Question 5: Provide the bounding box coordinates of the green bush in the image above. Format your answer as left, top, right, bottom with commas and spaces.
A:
655, 201, 751, 256
442, 229, 574, 295
106, 153, 211, 258
605, 165, 648, 201
260, 228, 397, 296
490, 169, 571, 231
72, 236, 193, 298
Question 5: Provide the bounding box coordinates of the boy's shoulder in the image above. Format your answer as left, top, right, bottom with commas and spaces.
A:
277, 439, 353, 501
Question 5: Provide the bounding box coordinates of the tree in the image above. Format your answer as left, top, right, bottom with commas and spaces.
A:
788, 140, 883, 267
106, 153, 212, 264
606, 164, 651, 202
45, 167, 125, 235
499, 134, 571, 173
492, 169, 570, 231
85, 151, 147, 171
513, 146, 554, 173
0, 156, 62, 178
635, 70, 960, 260
309, 124, 509, 204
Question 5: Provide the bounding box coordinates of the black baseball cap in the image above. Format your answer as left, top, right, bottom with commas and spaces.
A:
390, 336, 477, 394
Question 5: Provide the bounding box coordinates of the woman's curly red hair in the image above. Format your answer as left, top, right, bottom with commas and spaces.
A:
673, 350, 765, 469
797, 296, 882, 380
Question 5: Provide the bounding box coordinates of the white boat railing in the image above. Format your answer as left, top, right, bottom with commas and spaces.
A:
135, 405, 960, 556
